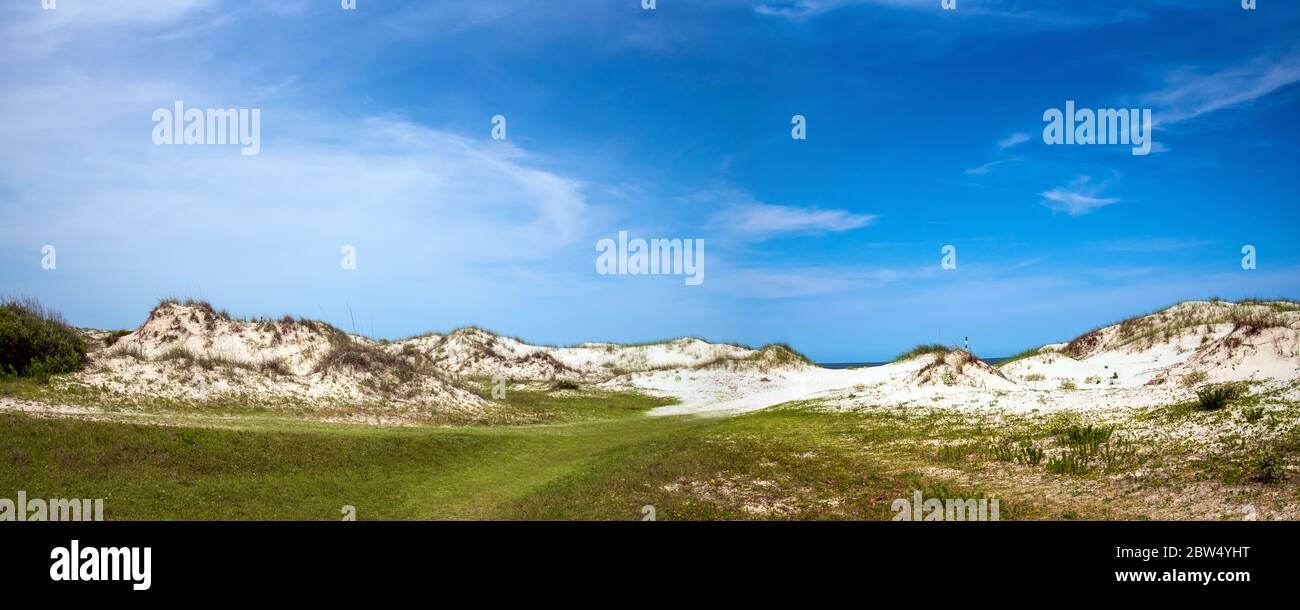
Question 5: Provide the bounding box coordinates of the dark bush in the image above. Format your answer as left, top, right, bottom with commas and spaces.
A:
1195, 383, 1248, 411
0, 298, 88, 380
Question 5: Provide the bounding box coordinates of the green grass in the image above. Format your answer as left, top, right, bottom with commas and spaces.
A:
0, 406, 695, 520
503, 404, 1030, 520
997, 346, 1044, 367
484, 384, 678, 423
2, 385, 1291, 520
0, 399, 1031, 521
893, 344, 950, 363
1045, 451, 1092, 475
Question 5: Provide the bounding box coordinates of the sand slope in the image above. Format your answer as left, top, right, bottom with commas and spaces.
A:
14, 299, 1300, 422
613, 300, 1300, 415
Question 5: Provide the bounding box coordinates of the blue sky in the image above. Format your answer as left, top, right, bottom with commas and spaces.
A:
2, 0, 1299, 361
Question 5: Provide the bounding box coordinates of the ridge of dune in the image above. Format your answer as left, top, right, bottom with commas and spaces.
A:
21, 298, 1300, 422
619, 299, 1300, 416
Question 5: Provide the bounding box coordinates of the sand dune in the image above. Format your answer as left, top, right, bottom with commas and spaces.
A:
612, 299, 1300, 416
8, 299, 1300, 423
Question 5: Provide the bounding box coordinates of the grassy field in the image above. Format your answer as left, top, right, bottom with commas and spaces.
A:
0, 387, 692, 520
2, 383, 1297, 520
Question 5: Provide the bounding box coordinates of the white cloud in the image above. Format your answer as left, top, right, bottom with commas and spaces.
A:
964, 132, 1028, 175
0, 67, 593, 275
717, 201, 877, 239
1146, 52, 1300, 125
1040, 176, 1121, 216
997, 132, 1031, 150
965, 157, 1020, 175
1, 0, 218, 57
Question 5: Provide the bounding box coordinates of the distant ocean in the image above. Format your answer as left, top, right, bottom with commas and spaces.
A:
818, 357, 1009, 369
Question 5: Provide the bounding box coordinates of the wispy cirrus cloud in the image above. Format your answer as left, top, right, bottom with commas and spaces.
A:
965, 158, 1016, 176
1040, 175, 1121, 217
1146, 51, 1300, 125
964, 132, 1028, 175
716, 200, 877, 240
997, 132, 1031, 150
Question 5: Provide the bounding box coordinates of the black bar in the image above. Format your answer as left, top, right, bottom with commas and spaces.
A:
1, 521, 1289, 598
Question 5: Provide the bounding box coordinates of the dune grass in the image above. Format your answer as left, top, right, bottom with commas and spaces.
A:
892, 344, 951, 363
997, 346, 1045, 367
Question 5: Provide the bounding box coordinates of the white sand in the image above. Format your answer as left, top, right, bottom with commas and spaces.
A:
610, 300, 1300, 416
7, 299, 1299, 422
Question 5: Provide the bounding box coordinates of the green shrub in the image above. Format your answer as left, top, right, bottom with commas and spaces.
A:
1195, 383, 1247, 411
1099, 437, 1140, 473
991, 440, 1017, 462
0, 298, 87, 381
938, 443, 980, 463
1046, 450, 1092, 475
1016, 443, 1044, 466
1061, 424, 1114, 458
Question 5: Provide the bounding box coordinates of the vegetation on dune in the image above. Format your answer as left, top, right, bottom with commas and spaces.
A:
744, 343, 812, 366
689, 342, 812, 373
0, 297, 87, 381
997, 345, 1047, 367
1228, 310, 1286, 336
1180, 370, 1209, 387
154, 297, 232, 321
102, 329, 133, 348
1063, 298, 1299, 358
313, 329, 414, 376
893, 343, 951, 363
1194, 383, 1249, 411
155, 345, 253, 372
1063, 330, 1101, 359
